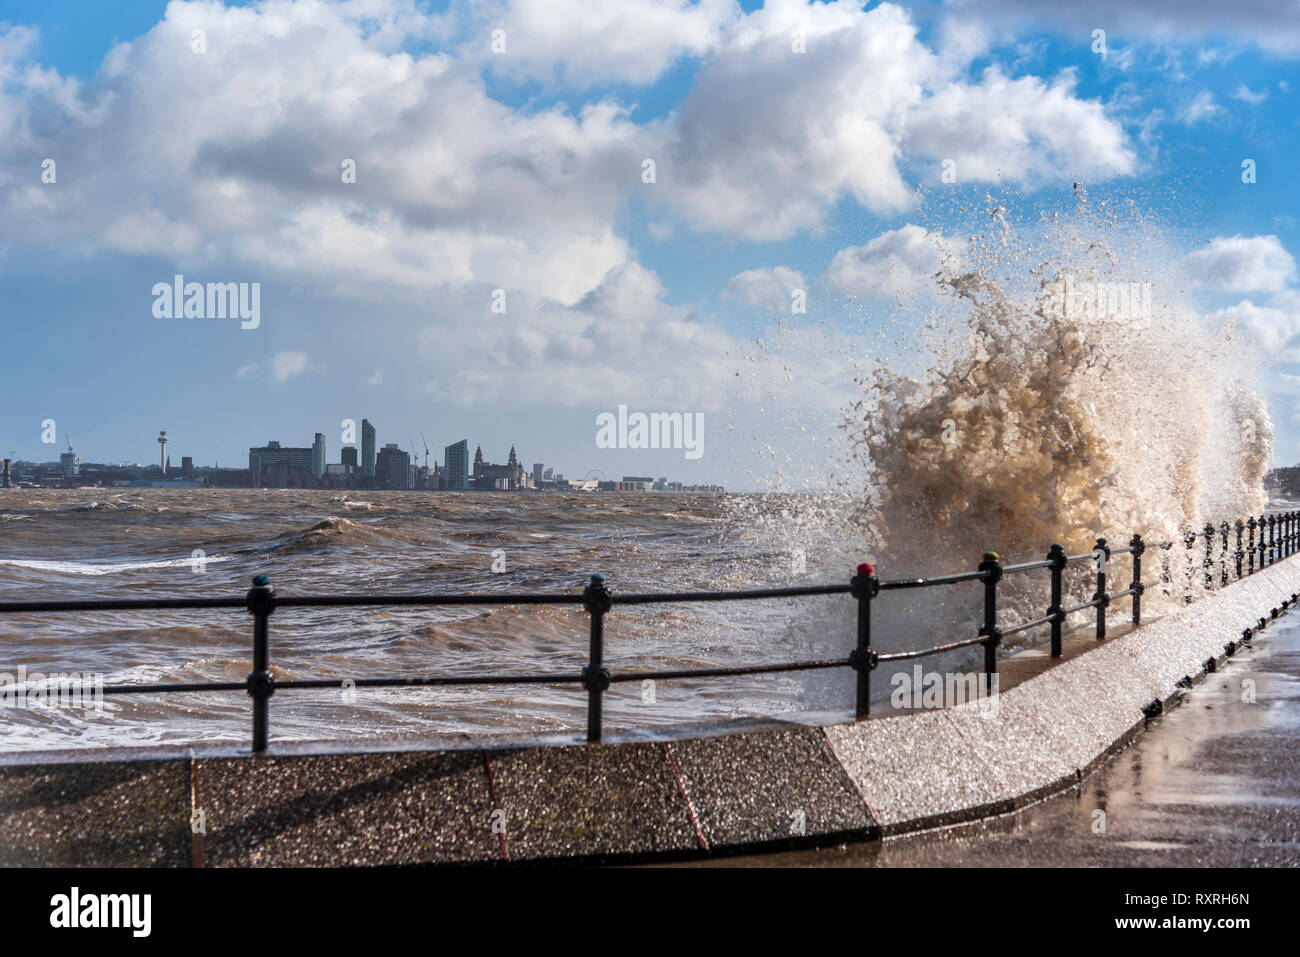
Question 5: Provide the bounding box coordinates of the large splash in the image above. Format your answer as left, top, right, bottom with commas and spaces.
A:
727, 195, 1274, 648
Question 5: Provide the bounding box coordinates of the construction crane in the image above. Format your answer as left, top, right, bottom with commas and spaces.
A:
419, 432, 430, 469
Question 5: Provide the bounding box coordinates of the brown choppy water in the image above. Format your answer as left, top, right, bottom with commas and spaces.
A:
0, 489, 870, 751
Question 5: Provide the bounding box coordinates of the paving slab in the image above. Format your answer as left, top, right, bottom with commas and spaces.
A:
198, 750, 497, 866
824, 709, 1012, 832
487, 741, 699, 861
668, 726, 874, 849
0, 759, 189, 867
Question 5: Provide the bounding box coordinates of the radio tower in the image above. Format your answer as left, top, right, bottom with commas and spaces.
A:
158, 431, 169, 476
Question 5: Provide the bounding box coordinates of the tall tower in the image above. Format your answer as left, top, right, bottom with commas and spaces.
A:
311, 433, 326, 479
158, 431, 169, 476
361, 419, 376, 478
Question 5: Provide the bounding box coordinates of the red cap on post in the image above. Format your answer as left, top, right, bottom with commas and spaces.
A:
857, 562, 875, 577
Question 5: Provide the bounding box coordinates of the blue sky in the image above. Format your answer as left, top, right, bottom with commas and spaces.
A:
2, 0, 1299, 488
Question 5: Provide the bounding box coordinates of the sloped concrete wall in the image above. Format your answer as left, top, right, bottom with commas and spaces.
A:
3, 558, 1299, 865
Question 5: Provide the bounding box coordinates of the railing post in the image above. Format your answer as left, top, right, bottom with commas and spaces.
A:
245, 574, 276, 754
1129, 534, 1144, 626
1094, 537, 1111, 639
1047, 544, 1066, 657
849, 562, 879, 718
1219, 521, 1229, 586
1247, 517, 1257, 574
1183, 530, 1196, 603
1235, 519, 1245, 578
1203, 522, 1214, 589
1259, 514, 1267, 569
978, 552, 1002, 679
582, 573, 612, 744
1268, 515, 1277, 566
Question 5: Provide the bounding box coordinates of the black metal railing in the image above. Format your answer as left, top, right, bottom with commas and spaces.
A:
2, 510, 1296, 750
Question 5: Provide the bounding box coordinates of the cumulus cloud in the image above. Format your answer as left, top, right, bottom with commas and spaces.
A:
824, 224, 961, 298
1187, 235, 1298, 293
491, 0, 737, 86
947, 0, 1300, 57
722, 266, 807, 313
902, 68, 1135, 184
237, 351, 314, 383
1209, 291, 1300, 361
655, 2, 1133, 239
0, 4, 650, 303
421, 261, 743, 408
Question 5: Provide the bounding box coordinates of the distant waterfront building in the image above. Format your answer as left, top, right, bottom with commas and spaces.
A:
473, 445, 529, 489
375, 443, 413, 489
361, 419, 376, 478
533, 463, 544, 486
59, 450, 81, 479
249, 440, 313, 480
341, 446, 358, 469
311, 433, 326, 479
444, 440, 469, 490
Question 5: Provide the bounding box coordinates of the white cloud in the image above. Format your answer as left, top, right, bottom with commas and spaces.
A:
1210, 291, 1300, 361
1177, 89, 1222, 125
1187, 235, 1298, 293
903, 67, 1135, 185
1232, 83, 1269, 104
654, 2, 1133, 240
0, 7, 651, 304
237, 351, 314, 383
948, 0, 1300, 58
722, 266, 807, 313
824, 224, 961, 298
492, 0, 737, 86
421, 261, 744, 408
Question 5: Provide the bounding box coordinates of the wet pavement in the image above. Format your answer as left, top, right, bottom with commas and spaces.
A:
667, 613, 1300, 867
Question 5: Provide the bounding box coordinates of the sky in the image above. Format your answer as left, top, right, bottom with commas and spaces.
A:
2, 0, 1299, 488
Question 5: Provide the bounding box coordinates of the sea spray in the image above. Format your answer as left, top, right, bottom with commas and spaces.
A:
729, 196, 1274, 672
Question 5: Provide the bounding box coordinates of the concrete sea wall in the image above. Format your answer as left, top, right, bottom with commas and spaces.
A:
4, 557, 1300, 866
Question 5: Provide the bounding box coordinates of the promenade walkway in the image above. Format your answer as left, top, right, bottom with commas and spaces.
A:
678, 613, 1300, 866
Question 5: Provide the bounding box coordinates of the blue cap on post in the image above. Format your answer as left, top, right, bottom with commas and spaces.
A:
253, 574, 271, 586
590, 573, 606, 584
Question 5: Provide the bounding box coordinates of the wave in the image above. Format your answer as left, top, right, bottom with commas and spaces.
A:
0, 555, 234, 576
258, 516, 373, 556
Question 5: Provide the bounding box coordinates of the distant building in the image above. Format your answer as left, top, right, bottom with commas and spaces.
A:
444, 440, 469, 490
182, 456, 194, 479
361, 419, 376, 478
311, 433, 326, 479
533, 463, 544, 486
473, 445, 529, 489
375, 443, 412, 489
249, 441, 313, 481
59, 450, 81, 479
341, 447, 358, 469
